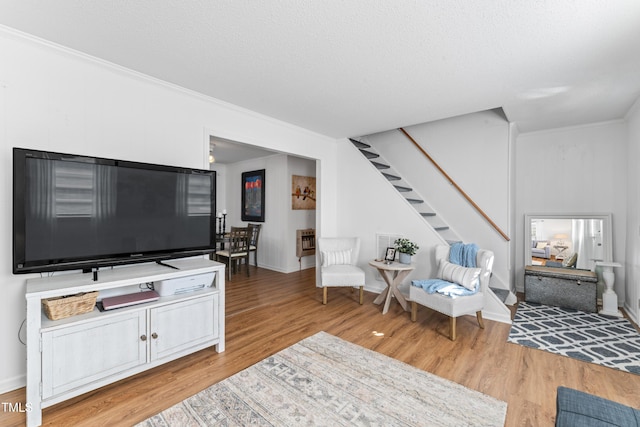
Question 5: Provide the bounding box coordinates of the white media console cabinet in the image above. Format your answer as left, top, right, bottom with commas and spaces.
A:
25, 258, 225, 427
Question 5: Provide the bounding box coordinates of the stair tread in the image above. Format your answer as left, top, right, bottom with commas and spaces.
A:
371, 161, 390, 169
394, 185, 412, 192
382, 173, 401, 181
360, 150, 379, 159
349, 138, 370, 149
350, 141, 453, 237
490, 287, 510, 303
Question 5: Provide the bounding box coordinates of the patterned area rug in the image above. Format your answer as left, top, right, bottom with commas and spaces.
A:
138, 332, 507, 426
508, 302, 640, 374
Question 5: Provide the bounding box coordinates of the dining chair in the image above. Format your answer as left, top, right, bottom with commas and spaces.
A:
247, 223, 262, 267
215, 226, 250, 280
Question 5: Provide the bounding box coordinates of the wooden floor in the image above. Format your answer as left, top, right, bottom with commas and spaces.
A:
2, 266, 640, 426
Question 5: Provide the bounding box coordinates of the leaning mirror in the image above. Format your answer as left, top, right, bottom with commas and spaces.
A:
524, 213, 612, 271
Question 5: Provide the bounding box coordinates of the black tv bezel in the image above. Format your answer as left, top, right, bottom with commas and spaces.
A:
12, 147, 216, 274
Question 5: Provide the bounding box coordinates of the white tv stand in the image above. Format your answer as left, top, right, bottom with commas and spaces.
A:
25, 258, 225, 427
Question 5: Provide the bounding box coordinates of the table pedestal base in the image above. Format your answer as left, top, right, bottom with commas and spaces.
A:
599, 292, 623, 317
372, 269, 412, 315
596, 262, 623, 317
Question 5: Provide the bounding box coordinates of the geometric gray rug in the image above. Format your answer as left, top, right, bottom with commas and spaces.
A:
138, 331, 507, 426
508, 302, 640, 375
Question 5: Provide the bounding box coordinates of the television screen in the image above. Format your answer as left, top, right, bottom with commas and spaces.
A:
13, 148, 216, 274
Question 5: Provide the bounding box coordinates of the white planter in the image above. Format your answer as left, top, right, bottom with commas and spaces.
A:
399, 252, 412, 264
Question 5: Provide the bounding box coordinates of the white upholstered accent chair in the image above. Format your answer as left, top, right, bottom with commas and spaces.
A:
317, 237, 365, 305
410, 244, 494, 340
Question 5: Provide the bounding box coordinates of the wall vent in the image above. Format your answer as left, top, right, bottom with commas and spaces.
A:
376, 233, 403, 259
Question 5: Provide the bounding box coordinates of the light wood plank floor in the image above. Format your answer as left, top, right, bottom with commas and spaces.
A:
2, 266, 639, 426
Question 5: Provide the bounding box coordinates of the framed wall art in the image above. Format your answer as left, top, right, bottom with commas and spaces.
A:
384, 247, 397, 263
241, 169, 265, 222
291, 175, 316, 210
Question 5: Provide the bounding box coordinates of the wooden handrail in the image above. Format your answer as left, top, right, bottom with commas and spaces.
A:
398, 127, 510, 242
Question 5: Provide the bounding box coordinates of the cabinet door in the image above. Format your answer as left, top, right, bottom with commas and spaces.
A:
41, 311, 147, 399
150, 295, 217, 361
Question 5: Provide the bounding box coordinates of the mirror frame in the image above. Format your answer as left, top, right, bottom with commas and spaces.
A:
524, 213, 613, 268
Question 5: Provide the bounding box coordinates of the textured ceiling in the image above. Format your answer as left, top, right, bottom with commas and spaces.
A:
1, 1, 639, 138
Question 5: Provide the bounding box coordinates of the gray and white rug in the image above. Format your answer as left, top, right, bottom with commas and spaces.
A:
138, 331, 507, 426
508, 301, 640, 374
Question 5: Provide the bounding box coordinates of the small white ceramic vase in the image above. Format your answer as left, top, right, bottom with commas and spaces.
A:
399, 252, 412, 264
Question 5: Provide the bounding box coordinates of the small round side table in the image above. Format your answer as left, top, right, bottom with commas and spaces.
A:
369, 260, 415, 315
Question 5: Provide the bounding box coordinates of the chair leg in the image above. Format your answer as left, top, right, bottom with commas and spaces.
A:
411, 301, 417, 322
254, 250, 258, 267
449, 317, 457, 341
476, 311, 485, 329
322, 287, 328, 305
359, 286, 364, 304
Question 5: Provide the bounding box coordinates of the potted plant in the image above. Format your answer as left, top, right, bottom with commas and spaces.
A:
394, 238, 419, 264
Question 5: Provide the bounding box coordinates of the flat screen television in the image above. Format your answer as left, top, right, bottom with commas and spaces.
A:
13, 147, 216, 274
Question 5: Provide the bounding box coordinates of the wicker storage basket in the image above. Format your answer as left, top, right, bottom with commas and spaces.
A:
42, 291, 98, 320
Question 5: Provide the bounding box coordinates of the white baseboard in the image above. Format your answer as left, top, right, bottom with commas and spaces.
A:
504, 292, 518, 305
624, 301, 639, 326
364, 282, 385, 294
483, 290, 513, 324
255, 259, 316, 274
483, 309, 512, 325
0, 374, 25, 394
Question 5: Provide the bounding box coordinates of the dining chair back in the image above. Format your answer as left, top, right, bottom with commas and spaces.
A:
248, 223, 262, 267
216, 226, 251, 280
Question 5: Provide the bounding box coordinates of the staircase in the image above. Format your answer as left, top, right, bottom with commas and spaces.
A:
349, 138, 458, 242
349, 137, 517, 312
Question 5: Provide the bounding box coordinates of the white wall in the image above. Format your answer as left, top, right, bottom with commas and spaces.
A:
287, 156, 317, 271
509, 123, 520, 287
0, 29, 337, 393
348, 111, 630, 310
532, 219, 571, 243
363, 111, 512, 291
514, 122, 628, 298
334, 139, 445, 294
225, 155, 283, 270
625, 99, 640, 324
220, 154, 316, 273
209, 162, 227, 216
3, 25, 637, 396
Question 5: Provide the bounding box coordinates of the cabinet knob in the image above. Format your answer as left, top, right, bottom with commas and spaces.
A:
140, 334, 147, 341
152, 332, 158, 339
